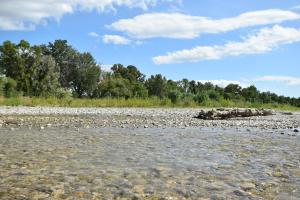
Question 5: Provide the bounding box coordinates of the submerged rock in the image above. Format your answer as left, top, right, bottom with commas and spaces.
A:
195, 108, 273, 120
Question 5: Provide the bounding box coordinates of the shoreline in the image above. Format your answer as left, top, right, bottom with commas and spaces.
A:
0, 106, 299, 132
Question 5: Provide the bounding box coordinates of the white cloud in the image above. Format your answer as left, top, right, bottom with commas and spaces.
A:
103, 34, 131, 45
110, 9, 300, 39
291, 5, 300, 10
0, 0, 167, 30
101, 64, 113, 72
153, 25, 300, 64
256, 76, 300, 86
88, 32, 99, 37
197, 80, 248, 88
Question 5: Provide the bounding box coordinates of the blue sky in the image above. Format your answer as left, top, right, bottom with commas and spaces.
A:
0, 0, 300, 97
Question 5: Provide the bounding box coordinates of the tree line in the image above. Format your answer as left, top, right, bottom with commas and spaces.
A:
0, 40, 299, 107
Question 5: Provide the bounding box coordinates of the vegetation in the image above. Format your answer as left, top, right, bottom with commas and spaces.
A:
0, 40, 299, 109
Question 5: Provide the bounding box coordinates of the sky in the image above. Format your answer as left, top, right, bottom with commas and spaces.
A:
0, 0, 300, 97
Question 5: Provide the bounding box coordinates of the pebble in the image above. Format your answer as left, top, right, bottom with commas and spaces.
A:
0, 107, 298, 130
240, 183, 256, 191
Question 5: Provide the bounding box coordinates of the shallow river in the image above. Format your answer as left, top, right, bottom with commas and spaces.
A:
0, 128, 299, 199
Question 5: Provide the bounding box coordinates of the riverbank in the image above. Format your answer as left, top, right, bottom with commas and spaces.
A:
1, 97, 299, 111
0, 107, 299, 133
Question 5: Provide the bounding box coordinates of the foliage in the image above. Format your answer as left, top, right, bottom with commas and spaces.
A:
0, 39, 299, 109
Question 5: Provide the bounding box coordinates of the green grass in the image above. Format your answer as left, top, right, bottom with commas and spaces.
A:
0, 96, 299, 111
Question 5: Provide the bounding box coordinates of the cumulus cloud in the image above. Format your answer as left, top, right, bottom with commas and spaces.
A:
110, 9, 300, 39
256, 76, 300, 86
88, 32, 99, 37
0, 0, 167, 30
103, 34, 131, 45
153, 25, 300, 64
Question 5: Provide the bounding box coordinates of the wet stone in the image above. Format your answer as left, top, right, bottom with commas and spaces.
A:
240, 182, 256, 191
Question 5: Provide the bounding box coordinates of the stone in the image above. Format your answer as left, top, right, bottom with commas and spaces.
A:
294, 129, 299, 133
240, 182, 256, 191
32, 192, 49, 200
233, 190, 248, 197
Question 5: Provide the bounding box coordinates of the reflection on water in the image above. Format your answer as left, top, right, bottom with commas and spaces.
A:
0, 127, 299, 199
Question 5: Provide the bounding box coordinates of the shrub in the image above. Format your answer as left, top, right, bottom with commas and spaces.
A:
3, 77, 20, 98
168, 90, 180, 104
55, 88, 73, 99
194, 92, 209, 104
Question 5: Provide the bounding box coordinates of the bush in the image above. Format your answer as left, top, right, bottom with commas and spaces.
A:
194, 92, 209, 104
55, 88, 73, 99
3, 77, 20, 98
0, 77, 4, 96
208, 90, 220, 100
168, 90, 180, 104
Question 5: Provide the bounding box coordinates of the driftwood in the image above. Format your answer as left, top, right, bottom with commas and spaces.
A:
195, 108, 273, 120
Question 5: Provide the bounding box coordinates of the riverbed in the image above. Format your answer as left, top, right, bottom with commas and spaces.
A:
0, 126, 299, 199
0, 107, 300, 199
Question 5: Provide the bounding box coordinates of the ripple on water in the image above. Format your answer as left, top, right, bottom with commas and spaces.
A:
0, 127, 299, 199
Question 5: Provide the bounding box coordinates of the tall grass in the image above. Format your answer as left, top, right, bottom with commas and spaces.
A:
0, 96, 299, 110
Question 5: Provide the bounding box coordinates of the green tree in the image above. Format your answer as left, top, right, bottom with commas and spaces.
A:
145, 74, 167, 98
48, 40, 78, 88
72, 53, 100, 97
0, 41, 18, 77
32, 55, 60, 97
241, 85, 259, 102
224, 84, 242, 100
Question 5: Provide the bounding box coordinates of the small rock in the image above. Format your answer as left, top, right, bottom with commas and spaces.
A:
40, 126, 45, 130
240, 182, 256, 191
143, 186, 155, 194
144, 125, 148, 128
32, 192, 49, 200
233, 190, 248, 197
293, 129, 299, 133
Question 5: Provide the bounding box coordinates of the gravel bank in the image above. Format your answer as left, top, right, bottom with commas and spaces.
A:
0, 106, 299, 131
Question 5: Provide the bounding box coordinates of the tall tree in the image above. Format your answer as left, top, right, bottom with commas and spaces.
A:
145, 74, 167, 98
32, 55, 60, 97
72, 52, 100, 97
48, 40, 78, 88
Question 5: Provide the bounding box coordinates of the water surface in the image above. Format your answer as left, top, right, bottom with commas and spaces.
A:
0, 128, 299, 199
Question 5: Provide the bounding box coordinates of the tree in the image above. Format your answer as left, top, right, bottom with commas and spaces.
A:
72, 52, 100, 97
32, 55, 60, 97
178, 78, 189, 93
145, 74, 167, 98
111, 64, 145, 83
224, 84, 242, 100
0, 40, 18, 77
97, 73, 132, 98
241, 85, 259, 102
48, 40, 78, 88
